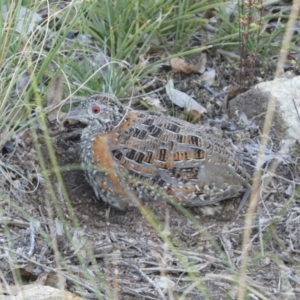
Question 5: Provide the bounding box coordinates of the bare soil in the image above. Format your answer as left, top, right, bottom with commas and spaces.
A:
1, 88, 300, 299
1, 52, 300, 298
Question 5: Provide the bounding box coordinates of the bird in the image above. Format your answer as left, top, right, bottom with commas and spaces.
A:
68, 93, 252, 213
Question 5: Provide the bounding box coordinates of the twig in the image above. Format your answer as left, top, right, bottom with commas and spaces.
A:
139, 264, 209, 273
121, 286, 160, 300
27, 221, 36, 257
118, 261, 167, 300
0, 217, 29, 228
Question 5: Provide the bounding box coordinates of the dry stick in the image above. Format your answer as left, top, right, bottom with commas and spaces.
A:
206, 274, 269, 300
118, 262, 166, 300
237, 1, 300, 300
27, 221, 36, 257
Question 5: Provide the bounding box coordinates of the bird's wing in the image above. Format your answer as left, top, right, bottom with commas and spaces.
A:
107, 110, 251, 206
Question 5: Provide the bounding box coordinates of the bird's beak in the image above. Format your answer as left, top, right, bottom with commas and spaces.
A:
67, 107, 89, 125
67, 108, 81, 122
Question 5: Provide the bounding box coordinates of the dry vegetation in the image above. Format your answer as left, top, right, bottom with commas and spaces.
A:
0, 0, 300, 299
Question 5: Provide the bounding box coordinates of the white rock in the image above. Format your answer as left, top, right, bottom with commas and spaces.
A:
3, 5, 42, 35
228, 75, 300, 144
254, 76, 300, 140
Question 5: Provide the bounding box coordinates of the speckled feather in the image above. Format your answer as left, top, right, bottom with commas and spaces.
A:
68, 94, 252, 211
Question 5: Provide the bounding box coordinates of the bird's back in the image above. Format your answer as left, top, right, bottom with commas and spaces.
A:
104, 109, 252, 206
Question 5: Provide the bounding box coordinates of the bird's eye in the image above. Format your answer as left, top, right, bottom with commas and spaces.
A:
91, 105, 101, 114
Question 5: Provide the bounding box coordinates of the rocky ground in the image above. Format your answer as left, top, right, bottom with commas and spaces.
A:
1, 1, 300, 298
1, 69, 300, 299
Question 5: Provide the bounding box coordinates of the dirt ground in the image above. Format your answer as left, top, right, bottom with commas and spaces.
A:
1, 81, 300, 300
1, 0, 300, 298
0, 50, 300, 298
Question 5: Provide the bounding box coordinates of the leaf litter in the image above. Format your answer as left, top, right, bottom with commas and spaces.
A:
1, 2, 300, 300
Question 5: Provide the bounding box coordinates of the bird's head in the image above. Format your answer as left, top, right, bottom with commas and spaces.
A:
68, 94, 126, 131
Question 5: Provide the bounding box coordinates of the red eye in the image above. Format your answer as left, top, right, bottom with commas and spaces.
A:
92, 105, 101, 114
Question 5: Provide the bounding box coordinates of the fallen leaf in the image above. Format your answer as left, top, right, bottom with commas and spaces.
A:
166, 79, 207, 114
199, 69, 216, 86
170, 57, 200, 74
155, 276, 175, 291
187, 110, 202, 123
142, 95, 166, 112
195, 53, 207, 74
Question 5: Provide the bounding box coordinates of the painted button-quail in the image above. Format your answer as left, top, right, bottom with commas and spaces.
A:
68, 94, 252, 212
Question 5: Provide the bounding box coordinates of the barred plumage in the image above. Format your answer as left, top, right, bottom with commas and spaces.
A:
68, 94, 252, 212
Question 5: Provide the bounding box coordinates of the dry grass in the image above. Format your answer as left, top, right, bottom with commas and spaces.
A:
0, 1, 299, 299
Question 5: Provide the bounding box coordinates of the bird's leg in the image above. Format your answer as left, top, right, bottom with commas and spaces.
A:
235, 186, 251, 215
